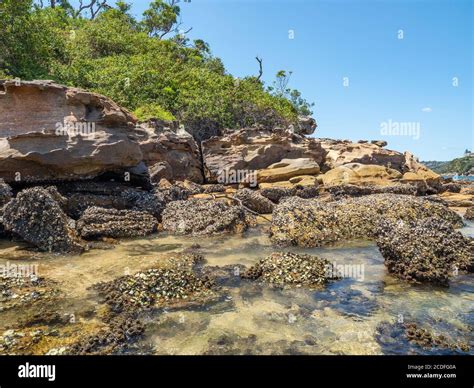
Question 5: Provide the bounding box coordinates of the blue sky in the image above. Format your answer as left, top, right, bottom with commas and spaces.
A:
87, 0, 473, 160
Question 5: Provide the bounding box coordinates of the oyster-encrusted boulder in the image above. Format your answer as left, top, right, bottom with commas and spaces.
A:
465, 207, 474, 220
162, 199, 248, 236
77, 207, 158, 239
258, 185, 319, 203
93, 253, 216, 313
3, 187, 85, 253
270, 194, 463, 247
260, 187, 296, 203
242, 252, 338, 288
0, 179, 12, 206
325, 184, 418, 198
233, 189, 274, 214
66, 193, 130, 219
120, 189, 166, 219
0, 80, 144, 183
376, 218, 474, 286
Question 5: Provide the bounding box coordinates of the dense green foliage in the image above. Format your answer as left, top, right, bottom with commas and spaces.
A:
423, 156, 474, 175
0, 0, 314, 132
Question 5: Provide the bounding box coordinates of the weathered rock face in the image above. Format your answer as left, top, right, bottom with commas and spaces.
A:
3, 187, 85, 253
162, 199, 248, 236
242, 252, 337, 288
138, 124, 203, 183
201, 128, 326, 183
320, 139, 407, 171
438, 192, 474, 208
77, 206, 158, 239
270, 194, 463, 247
377, 218, 473, 286
0, 80, 144, 183
401, 152, 441, 189
257, 158, 320, 183
321, 163, 402, 187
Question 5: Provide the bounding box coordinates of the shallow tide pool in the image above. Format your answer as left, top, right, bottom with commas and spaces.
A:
0, 221, 473, 355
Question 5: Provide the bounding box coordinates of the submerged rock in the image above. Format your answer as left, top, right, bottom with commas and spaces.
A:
93, 253, 217, 314
270, 194, 463, 247
376, 218, 473, 286
233, 188, 274, 214
3, 187, 85, 253
0, 275, 60, 312
77, 207, 158, 239
403, 322, 470, 352
375, 321, 471, 355
69, 314, 145, 355
162, 199, 248, 236
242, 252, 338, 288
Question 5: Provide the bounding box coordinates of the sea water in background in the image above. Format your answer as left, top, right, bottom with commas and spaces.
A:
444, 175, 474, 182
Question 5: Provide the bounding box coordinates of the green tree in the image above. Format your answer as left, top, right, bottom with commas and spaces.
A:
142, 0, 182, 39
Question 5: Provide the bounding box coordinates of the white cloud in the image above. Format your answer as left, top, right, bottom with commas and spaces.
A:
421, 107, 432, 113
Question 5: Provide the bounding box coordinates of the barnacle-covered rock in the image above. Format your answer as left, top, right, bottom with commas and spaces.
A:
464, 207, 474, 220
233, 188, 274, 214
93, 253, 216, 313
242, 252, 338, 288
77, 206, 158, 239
260, 187, 296, 203
270, 194, 463, 247
0, 179, 13, 207
376, 217, 473, 286
162, 199, 248, 236
3, 187, 85, 253
325, 184, 418, 198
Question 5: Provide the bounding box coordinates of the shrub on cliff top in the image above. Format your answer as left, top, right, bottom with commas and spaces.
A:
0, 0, 312, 132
